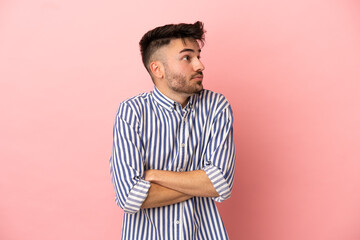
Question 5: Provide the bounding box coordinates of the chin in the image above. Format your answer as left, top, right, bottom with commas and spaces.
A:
194, 86, 203, 94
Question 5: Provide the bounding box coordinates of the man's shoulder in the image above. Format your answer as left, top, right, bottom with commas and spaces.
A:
198, 89, 230, 107
116, 91, 152, 117
120, 91, 151, 105
200, 89, 226, 98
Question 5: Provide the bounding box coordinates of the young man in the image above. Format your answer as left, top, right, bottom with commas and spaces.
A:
110, 21, 236, 239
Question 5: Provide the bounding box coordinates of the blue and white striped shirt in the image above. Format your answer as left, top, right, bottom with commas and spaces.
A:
110, 87, 236, 239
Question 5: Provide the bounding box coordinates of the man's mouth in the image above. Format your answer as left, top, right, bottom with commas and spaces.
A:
191, 73, 203, 80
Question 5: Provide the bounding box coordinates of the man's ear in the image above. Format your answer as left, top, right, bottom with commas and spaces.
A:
150, 61, 164, 79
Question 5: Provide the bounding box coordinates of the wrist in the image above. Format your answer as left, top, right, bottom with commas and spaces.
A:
144, 169, 156, 182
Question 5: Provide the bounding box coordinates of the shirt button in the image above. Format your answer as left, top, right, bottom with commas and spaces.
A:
175, 220, 180, 224
181, 143, 185, 147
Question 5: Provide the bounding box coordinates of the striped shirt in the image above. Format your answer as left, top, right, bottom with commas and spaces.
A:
110, 87, 236, 240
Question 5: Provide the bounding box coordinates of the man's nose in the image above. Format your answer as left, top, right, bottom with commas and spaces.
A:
193, 58, 205, 72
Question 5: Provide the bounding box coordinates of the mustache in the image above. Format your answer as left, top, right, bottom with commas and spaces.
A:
191, 72, 203, 79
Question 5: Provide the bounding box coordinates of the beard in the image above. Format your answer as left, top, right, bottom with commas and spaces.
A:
164, 67, 203, 95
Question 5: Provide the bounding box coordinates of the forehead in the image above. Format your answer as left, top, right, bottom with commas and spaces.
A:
166, 38, 201, 53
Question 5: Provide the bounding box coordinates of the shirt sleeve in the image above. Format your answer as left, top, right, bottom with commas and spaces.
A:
202, 101, 236, 203
110, 102, 150, 214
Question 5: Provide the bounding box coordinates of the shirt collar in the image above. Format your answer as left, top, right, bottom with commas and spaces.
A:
152, 86, 199, 112
152, 86, 176, 111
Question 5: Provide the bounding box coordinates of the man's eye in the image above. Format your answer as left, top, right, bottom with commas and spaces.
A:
182, 56, 190, 61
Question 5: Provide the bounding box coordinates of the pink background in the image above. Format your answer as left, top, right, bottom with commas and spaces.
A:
1, 0, 360, 239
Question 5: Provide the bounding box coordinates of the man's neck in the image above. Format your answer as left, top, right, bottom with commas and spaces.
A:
155, 86, 190, 108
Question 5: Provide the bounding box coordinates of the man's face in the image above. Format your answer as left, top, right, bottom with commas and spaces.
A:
161, 38, 205, 96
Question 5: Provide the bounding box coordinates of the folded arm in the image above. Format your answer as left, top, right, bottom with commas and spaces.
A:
144, 169, 219, 197
141, 182, 193, 209
141, 169, 219, 209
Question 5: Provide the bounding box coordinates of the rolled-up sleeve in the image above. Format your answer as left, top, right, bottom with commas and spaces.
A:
202, 103, 236, 202
110, 103, 150, 214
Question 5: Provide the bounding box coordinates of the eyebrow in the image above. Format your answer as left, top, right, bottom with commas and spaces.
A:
179, 48, 201, 54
